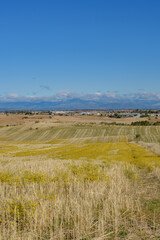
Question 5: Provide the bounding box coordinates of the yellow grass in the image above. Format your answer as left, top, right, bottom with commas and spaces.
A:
0, 124, 160, 239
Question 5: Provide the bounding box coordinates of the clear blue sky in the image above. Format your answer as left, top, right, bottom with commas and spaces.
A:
0, 0, 160, 97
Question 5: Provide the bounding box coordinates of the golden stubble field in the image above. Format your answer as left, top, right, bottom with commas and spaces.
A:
0, 117, 160, 239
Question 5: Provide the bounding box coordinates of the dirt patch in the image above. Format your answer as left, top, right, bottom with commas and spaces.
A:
0, 113, 151, 126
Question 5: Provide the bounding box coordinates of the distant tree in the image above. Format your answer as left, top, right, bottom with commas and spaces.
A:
131, 121, 150, 126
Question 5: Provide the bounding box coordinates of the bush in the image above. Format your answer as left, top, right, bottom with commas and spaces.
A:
135, 134, 141, 139
131, 121, 150, 126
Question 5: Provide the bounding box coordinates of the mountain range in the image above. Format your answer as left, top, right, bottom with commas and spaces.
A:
0, 92, 160, 110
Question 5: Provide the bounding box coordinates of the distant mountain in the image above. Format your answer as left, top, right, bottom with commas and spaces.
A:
0, 96, 160, 110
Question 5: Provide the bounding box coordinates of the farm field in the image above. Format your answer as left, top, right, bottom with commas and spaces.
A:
0, 113, 152, 126
0, 121, 160, 143
0, 121, 160, 239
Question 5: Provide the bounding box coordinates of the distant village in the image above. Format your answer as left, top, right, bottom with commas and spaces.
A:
1, 109, 160, 118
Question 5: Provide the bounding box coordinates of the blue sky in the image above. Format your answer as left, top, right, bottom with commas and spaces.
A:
0, 0, 160, 98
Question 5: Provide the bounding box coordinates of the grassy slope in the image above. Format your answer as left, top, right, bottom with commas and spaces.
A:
0, 123, 160, 239
0, 123, 160, 143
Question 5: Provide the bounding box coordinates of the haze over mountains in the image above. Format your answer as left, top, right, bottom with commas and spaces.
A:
0, 92, 160, 110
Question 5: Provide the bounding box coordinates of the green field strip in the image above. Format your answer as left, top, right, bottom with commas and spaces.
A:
0, 125, 160, 143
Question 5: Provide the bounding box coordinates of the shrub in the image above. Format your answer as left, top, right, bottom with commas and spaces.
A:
131, 121, 150, 126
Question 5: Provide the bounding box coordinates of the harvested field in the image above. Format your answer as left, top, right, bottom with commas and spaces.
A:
0, 113, 154, 126
0, 122, 160, 143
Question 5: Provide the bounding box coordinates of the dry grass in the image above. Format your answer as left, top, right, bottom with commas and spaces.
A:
0, 123, 160, 239
0, 158, 160, 240
136, 141, 160, 155
0, 113, 154, 127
